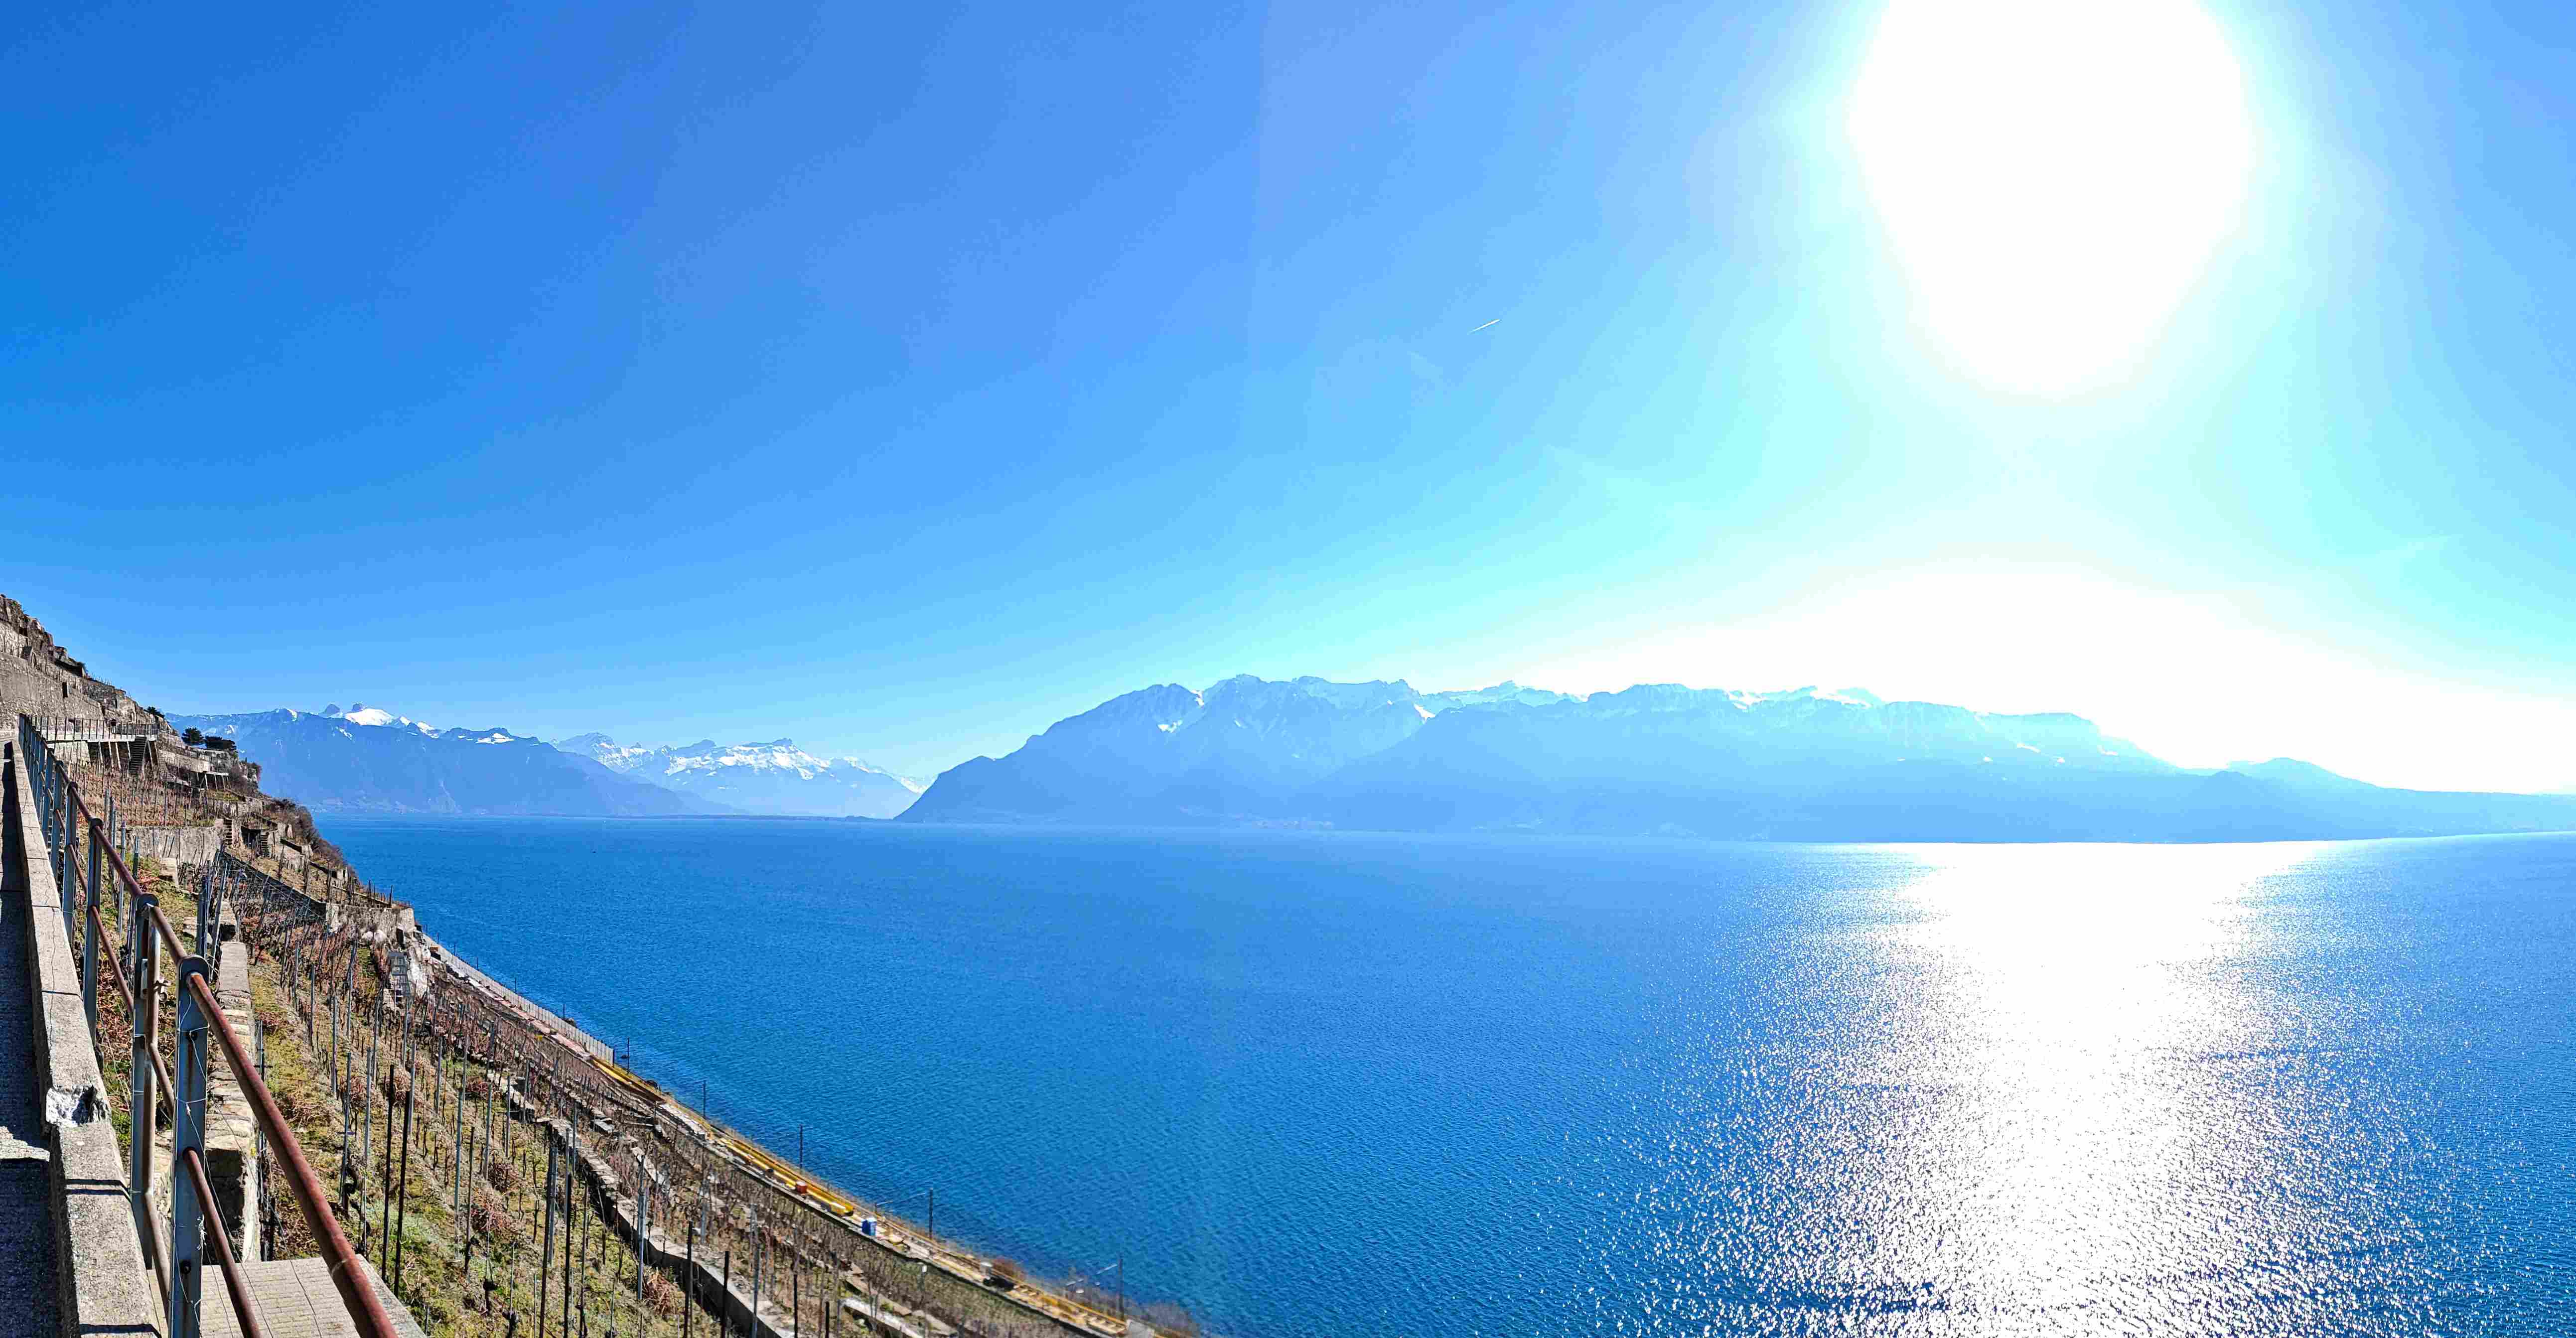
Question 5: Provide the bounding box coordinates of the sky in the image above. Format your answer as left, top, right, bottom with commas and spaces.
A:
3, 0, 2573, 792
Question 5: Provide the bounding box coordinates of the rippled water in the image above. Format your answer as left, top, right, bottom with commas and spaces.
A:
323, 820, 2576, 1336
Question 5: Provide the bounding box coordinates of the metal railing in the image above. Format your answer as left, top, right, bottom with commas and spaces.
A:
17, 713, 399, 1338
26, 713, 159, 744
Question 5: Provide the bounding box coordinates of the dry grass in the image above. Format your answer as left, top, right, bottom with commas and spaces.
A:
641, 1272, 682, 1318
241, 925, 706, 1338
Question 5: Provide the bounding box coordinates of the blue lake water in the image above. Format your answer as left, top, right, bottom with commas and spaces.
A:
321, 819, 2576, 1336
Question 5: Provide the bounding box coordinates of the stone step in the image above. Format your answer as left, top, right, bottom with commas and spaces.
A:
201, 1255, 430, 1338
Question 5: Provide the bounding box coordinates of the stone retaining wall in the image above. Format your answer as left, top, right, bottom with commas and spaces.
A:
132, 823, 220, 867
207, 930, 263, 1261
215, 851, 330, 932
549, 1106, 859, 1338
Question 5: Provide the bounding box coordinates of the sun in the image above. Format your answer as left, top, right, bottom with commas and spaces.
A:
1848, 0, 2255, 395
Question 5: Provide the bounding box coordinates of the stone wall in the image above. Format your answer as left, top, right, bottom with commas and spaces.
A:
216, 850, 331, 932
2, 594, 169, 740
207, 925, 264, 1259
134, 823, 222, 866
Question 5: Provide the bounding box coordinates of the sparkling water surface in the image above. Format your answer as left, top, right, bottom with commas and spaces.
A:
323, 820, 2576, 1336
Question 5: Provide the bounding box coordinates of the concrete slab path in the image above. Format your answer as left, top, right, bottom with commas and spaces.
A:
202, 1258, 428, 1338
1, 747, 65, 1338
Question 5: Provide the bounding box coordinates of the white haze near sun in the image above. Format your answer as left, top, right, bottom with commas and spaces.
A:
1449, 6, 2576, 797
1553, 4, 2576, 791
1512, 568, 2576, 797
1849, 0, 2254, 393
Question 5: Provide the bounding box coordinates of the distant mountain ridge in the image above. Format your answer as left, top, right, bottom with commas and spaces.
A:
167, 706, 717, 816
899, 675, 2576, 841
170, 704, 926, 818
558, 734, 923, 818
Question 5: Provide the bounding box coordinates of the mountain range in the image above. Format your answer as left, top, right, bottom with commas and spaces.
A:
168, 677, 2576, 840
166, 704, 926, 818
558, 735, 922, 817
165, 705, 711, 816
898, 675, 2576, 841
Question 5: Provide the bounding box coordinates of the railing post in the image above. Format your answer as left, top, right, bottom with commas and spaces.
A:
256, 1022, 274, 1262
171, 955, 214, 1338
60, 799, 78, 946
197, 861, 218, 970
83, 818, 102, 1034
49, 755, 60, 843
129, 892, 161, 1225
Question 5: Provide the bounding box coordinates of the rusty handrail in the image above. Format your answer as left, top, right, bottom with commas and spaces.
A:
23, 723, 397, 1338
74, 805, 212, 1124
184, 969, 399, 1338
83, 893, 178, 1114
180, 1145, 266, 1338
90, 827, 189, 966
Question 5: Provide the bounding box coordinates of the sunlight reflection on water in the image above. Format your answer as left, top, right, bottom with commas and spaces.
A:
1605, 840, 2462, 1336
1862, 843, 2320, 1324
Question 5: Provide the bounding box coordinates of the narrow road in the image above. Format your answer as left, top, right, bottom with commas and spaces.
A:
0, 748, 64, 1338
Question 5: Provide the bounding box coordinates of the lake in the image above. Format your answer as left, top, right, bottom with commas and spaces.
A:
321, 819, 2576, 1336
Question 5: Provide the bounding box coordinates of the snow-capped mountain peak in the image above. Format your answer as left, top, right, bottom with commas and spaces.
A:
319, 702, 437, 736
556, 733, 925, 815
161, 708, 712, 816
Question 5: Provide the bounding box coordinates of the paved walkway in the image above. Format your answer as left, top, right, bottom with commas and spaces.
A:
1, 749, 64, 1338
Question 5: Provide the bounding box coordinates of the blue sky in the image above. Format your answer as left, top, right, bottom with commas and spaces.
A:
4, 0, 2572, 791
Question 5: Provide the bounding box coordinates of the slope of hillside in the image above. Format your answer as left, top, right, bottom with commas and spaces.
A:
1, 593, 165, 733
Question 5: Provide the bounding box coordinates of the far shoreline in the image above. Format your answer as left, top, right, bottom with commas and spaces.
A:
312, 810, 2576, 847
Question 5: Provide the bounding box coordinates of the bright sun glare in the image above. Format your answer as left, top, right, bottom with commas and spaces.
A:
1849, 0, 2255, 394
